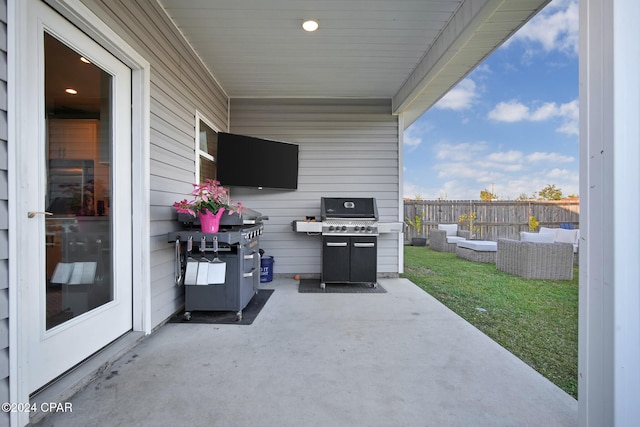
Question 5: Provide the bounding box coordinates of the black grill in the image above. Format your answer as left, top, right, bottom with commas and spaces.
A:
321, 197, 378, 220
319, 197, 378, 289
168, 211, 265, 321
320, 197, 379, 236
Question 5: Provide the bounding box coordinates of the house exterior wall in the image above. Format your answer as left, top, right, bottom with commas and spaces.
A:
79, 0, 229, 327
229, 98, 401, 276
0, 1, 8, 424
579, 0, 640, 425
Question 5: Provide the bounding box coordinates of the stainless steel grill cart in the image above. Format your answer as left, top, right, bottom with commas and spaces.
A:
168, 210, 265, 321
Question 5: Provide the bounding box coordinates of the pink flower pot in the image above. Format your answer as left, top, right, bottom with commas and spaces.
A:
198, 208, 225, 233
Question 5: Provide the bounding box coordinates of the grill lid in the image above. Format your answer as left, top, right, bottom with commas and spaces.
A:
321, 197, 378, 221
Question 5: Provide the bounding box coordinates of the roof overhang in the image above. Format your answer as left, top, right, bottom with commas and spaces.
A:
159, 0, 551, 130
393, 0, 552, 127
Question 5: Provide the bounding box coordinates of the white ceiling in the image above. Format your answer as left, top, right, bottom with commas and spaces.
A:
159, 0, 550, 128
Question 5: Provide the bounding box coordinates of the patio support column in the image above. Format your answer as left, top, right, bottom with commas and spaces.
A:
579, 0, 640, 426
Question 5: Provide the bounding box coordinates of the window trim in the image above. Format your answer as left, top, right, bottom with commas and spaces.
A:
194, 112, 221, 183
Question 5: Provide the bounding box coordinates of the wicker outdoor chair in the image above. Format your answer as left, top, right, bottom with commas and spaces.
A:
428, 226, 471, 253
496, 238, 574, 280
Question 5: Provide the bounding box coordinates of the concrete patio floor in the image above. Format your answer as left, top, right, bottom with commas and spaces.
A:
33, 277, 577, 427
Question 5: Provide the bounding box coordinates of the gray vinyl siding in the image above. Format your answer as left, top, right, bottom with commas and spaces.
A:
81, 0, 229, 327
0, 0, 8, 422
229, 98, 401, 276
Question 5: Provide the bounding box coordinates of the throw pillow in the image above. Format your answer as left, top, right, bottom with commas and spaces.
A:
520, 231, 556, 243
539, 227, 559, 239
438, 224, 458, 236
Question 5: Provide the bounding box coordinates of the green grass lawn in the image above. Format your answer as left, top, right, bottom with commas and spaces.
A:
401, 246, 578, 398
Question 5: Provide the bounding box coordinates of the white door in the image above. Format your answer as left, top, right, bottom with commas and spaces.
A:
17, 0, 133, 392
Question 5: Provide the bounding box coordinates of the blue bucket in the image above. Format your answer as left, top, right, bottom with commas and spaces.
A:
260, 256, 274, 283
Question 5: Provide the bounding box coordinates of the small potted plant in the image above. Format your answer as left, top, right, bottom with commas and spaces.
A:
405, 213, 427, 246
173, 179, 246, 233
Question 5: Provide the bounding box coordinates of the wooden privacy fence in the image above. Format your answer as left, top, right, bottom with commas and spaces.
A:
403, 200, 579, 243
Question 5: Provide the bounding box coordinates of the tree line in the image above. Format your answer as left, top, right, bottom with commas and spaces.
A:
480, 184, 578, 201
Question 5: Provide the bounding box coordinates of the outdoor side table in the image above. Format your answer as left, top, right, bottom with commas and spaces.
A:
455, 240, 498, 263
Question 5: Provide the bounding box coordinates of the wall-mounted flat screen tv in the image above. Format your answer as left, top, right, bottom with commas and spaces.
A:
216, 132, 299, 190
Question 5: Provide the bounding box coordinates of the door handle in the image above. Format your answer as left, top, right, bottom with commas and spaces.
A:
28, 211, 53, 218
326, 242, 348, 247
354, 242, 375, 248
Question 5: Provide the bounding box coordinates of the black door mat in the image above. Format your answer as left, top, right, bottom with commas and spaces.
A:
168, 289, 273, 325
298, 279, 386, 293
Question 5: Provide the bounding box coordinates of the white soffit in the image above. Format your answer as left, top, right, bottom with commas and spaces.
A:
159, 0, 550, 129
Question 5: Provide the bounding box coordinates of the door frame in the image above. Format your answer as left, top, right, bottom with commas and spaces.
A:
8, 0, 151, 423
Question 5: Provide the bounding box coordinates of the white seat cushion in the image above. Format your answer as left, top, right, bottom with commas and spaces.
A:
520, 231, 556, 243
438, 224, 458, 236
446, 236, 466, 244
456, 240, 497, 252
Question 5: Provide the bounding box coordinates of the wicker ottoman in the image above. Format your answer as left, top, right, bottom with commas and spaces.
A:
455, 240, 497, 263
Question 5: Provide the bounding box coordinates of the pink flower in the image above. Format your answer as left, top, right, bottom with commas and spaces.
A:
172, 180, 245, 217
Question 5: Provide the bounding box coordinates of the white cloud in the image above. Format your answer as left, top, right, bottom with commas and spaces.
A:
403, 118, 437, 150
403, 181, 431, 200
486, 150, 524, 163
487, 98, 579, 136
404, 166, 578, 200
440, 180, 478, 200
475, 63, 491, 75
434, 141, 489, 162
435, 78, 478, 111
403, 132, 422, 149
487, 100, 529, 122
486, 171, 578, 201
475, 159, 524, 173
527, 152, 574, 163
401, 141, 578, 200
557, 121, 578, 136
546, 167, 578, 181
506, 0, 579, 56
557, 100, 579, 135
435, 162, 481, 179
530, 102, 559, 121
403, 180, 461, 200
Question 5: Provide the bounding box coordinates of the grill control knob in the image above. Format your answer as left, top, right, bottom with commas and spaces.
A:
354, 226, 360, 231
341, 226, 347, 231
329, 225, 335, 231
366, 226, 372, 232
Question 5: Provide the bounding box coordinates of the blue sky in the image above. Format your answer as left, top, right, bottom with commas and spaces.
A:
403, 0, 579, 200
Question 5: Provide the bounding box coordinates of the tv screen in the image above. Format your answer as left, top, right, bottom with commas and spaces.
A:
216, 132, 299, 190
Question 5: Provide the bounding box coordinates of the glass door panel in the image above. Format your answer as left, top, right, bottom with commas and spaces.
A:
44, 33, 113, 329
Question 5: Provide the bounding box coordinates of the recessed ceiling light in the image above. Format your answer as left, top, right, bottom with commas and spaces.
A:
65, 88, 78, 95
302, 19, 319, 32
